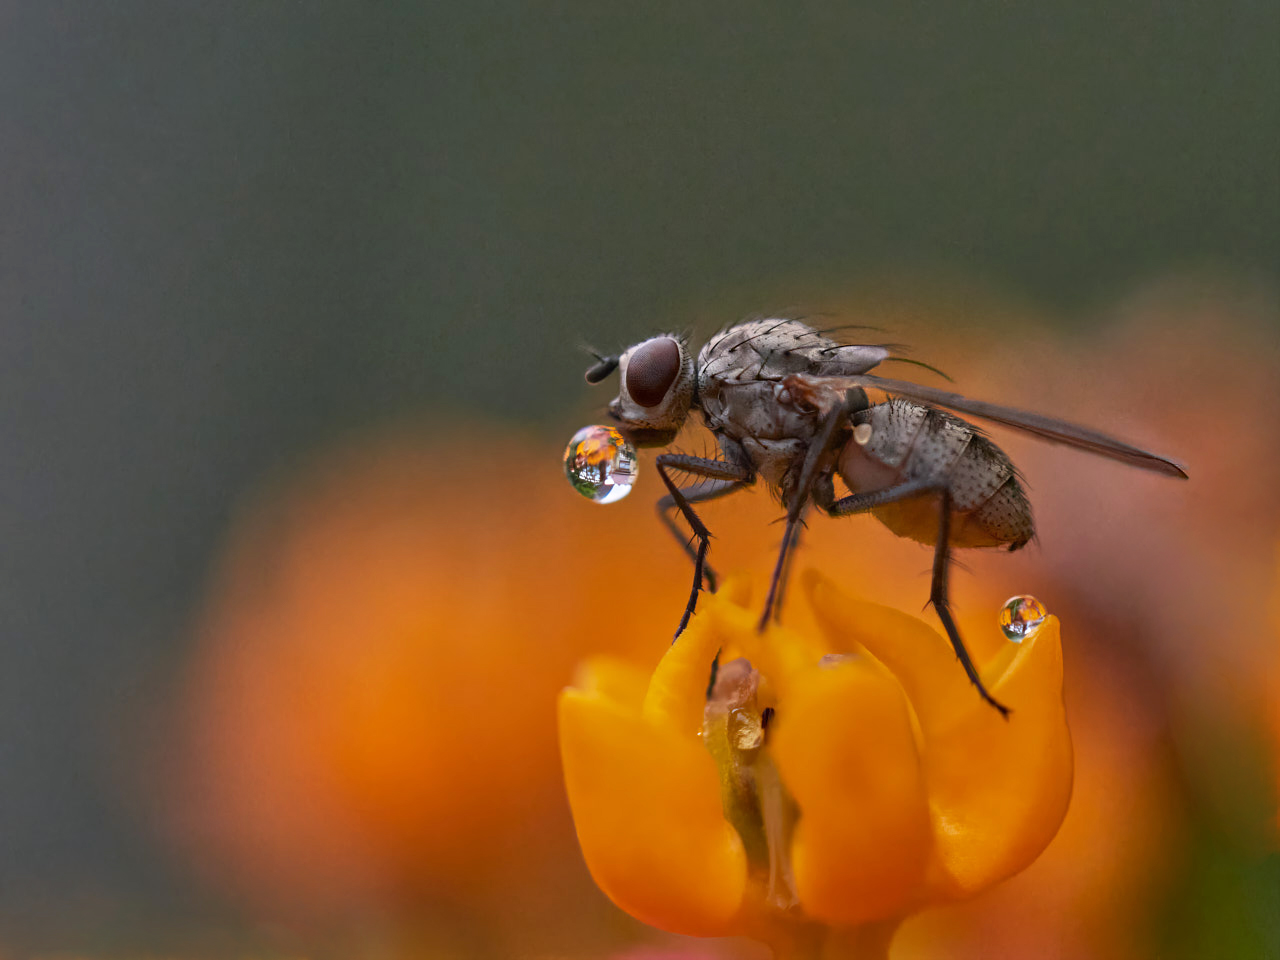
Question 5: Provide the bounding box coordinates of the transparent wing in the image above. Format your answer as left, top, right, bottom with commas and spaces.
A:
823, 373, 1188, 479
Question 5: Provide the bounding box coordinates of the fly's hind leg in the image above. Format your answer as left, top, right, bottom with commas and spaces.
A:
819, 481, 1011, 717
929, 488, 1011, 717
655, 453, 754, 639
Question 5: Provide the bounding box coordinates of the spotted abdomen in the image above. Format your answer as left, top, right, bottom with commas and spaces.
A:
841, 400, 1034, 549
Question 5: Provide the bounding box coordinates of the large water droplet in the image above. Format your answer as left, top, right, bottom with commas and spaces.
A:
999, 595, 1048, 642
563, 425, 639, 504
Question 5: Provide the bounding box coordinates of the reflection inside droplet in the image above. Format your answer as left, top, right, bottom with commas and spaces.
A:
563, 425, 639, 504
999, 595, 1048, 642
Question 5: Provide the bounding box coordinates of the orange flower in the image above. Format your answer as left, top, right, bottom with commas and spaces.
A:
161, 430, 700, 949
559, 574, 1073, 958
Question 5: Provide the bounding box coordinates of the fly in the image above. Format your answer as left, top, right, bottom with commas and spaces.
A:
581, 317, 1187, 715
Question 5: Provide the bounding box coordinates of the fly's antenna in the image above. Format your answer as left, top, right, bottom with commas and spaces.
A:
581, 344, 619, 383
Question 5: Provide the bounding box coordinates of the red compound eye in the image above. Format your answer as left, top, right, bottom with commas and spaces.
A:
625, 338, 681, 407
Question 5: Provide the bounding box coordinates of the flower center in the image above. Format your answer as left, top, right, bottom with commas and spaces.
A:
702, 656, 801, 914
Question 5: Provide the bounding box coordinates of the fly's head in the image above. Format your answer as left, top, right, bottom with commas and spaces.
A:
584, 334, 695, 447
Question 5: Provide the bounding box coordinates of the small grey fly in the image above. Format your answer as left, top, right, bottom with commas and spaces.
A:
583, 317, 1186, 715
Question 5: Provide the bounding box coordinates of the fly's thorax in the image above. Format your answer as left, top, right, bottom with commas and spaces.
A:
697, 317, 890, 388
700, 379, 819, 444
607, 334, 696, 447
697, 318, 814, 385
742, 437, 807, 489
696, 379, 820, 488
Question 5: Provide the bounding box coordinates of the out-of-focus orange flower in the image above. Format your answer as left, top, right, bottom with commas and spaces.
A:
161, 429, 709, 954
559, 573, 1073, 958
1271, 544, 1280, 837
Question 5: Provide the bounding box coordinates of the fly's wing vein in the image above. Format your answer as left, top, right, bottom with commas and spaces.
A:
803, 373, 1188, 479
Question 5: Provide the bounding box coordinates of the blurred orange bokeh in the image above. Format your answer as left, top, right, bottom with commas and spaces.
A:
1272, 544, 1280, 836
160, 282, 1279, 958
164, 432, 687, 940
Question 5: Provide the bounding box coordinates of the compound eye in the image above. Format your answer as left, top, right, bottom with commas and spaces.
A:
625, 338, 681, 407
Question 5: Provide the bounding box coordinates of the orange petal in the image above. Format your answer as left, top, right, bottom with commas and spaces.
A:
558, 689, 747, 937
804, 571, 983, 733
804, 572, 1072, 901
769, 658, 933, 926
642, 598, 724, 740
919, 615, 1073, 898
707, 594, 828, 705
573, 656, 653, 711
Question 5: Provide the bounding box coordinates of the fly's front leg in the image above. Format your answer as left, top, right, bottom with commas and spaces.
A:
656, 476, 742, 590
820, 480, 1010, 717
655, 453, 754, 639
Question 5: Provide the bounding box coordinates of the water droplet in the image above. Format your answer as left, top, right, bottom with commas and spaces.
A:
999, 595, 1047, 642
563, 425, 639, 504
728, 708, 766, 750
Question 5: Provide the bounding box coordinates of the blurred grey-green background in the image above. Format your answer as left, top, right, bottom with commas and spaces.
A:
1, 2, 1277, 956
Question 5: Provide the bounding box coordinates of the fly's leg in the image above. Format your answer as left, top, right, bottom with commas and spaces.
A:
759, 387, 869, 631
655, 454, 754, 639
818, 478, 933, 516
770, 472, 832, 623
819, 481, 1011, 717
760, 513, 805, 631
656, 476, 747, 591
929, 488, 1011, 717
770, 510, 803, 624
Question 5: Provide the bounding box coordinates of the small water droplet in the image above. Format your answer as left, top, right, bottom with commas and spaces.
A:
563, 425, 639, 504
999, 595, 1047, 642
728, 708, 766, 750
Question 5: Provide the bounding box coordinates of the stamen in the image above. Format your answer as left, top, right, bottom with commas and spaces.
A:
703, 658, 801, 914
